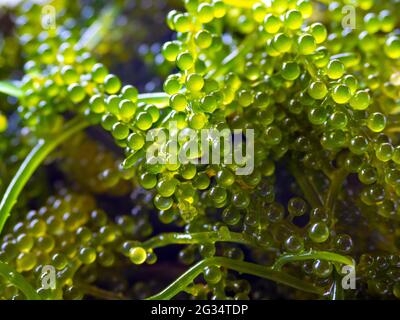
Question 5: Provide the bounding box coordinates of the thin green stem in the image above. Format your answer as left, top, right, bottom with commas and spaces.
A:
324, 169, 347, 227
146, 257, 324, 300
272, 250, 354, 271
0, 117, 89, 234
209, 34, 258, 78
138, 92, 170, 108
141, 231, 265, 250
0, 80, 22, 98
0, 261, 41, 300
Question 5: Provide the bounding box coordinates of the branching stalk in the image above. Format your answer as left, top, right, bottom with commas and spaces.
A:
141, 231, 268, 250
146, 257, 324, 300
272, 250, 354, 271
325, 169, 347, 226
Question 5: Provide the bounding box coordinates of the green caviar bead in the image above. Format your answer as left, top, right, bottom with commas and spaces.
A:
37, 235, 55, 253
364, 13, 380, 34
104, 74, 121, 94
327, 59, 345, 80
189, 113, 207, 129
308, 81, 327, 100
101, 114, 117, 131
298, 34, 316, 55
16, 252, 37, 272
392, 147, 400, 164
176, 52, 194, 70
121, 85, 138, 102
51, 253, 68, 270
285, 10, 303, 30
89, 95, 105, 113
0, 113, 7, 132
308, 222, 329, 243
154, 195, 173, 211
204, 266, 222, 284
16, 234, 34, 252
328, 111, 347, 129
349, 136, 369, 155
145, 105, 160, 122
98, 250, 115, 267
157, 178, 178, 197
119, 99, 136, 119
332, 85, 351, 104
349, 90, 370, 110
105, 95, 120, 114
216, 168, 235, 187
209, 186, 227, 204
129, 247, 147, 265
358, 31, 377, 52
173, 13, 191, 33
285, 235, 304, 253
194, 172, 210, 190
385, 36, 400, 59
61, 66, 78, 85
186, 73, 204, 92
288, 197, 307, 216
213, 0, 226, 18
358, 165, 377, 185
297, 0, 313, 18
310, 22, 327, 44
112, 122, 130, 140
180, 164, 197, 180
308, 107, 328, 125
99, 226, 118, 243
28, 219, 46, 236
313, 260, 333, 278
281, 61, 300, 81
79, 247, 96, 264
67, 84, 85, 103
271, 0, 288, 14
367, 112, 386, 133
136, 112, 153, 130
273, 33, 292, 53
379, 10, 395, 32
201, 95, 218, 112
376, 143, 393, 162
91, 63, 108, 83
195, 30, 212, 49
164, 75, 182, 95
139, 172, 157, 189
265, 126, 282, 145
127, 132, 145, 150
238, 90, 254, 107
197, 3, 214, 24
76, 227, 92, 244
162, 41, 180, 62
343, 75, 358, 94
264, 14, 281, 34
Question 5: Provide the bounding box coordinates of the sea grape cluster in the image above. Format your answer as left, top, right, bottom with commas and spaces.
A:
0, 0, 400, 300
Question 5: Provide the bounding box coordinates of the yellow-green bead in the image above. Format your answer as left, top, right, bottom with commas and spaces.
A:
129, 247, 147, 265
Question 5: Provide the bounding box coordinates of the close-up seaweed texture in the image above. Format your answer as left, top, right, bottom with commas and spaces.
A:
0, 0, 400, 301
